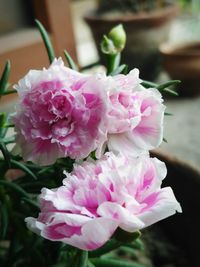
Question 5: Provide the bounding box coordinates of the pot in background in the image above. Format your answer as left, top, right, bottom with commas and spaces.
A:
149, 151, 200, 267
84, 4, 179, 80
160, 42, 200, 96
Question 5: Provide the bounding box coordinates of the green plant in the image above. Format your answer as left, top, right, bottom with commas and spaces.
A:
0, 20, 180, 267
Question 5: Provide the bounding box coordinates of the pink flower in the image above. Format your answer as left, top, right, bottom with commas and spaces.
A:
25, 153, 181, 250
104, 70, 165, 157
13, 58, 108, 165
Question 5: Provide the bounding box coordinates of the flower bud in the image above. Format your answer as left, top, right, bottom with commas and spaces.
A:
108, 24, 126, 52
101, 24, 126, 55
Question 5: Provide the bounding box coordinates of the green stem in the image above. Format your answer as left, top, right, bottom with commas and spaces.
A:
89, 239, 122, 258
107, 54, 121, 75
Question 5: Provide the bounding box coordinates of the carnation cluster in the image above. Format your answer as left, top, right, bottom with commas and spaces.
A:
13, 58, 181, 251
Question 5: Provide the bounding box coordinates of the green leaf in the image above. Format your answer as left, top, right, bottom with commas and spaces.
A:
76, 250, 88, 267
0, 113, 7, 138
1, 135, 16, 145
163, 137, 168, 143
164, 112, 173, 116
21, 197, 39, 210
2, 89, 17, 96
0, 113, 6, 128
64, 50, 78, 70
91, 258, 145, 267
87, 261, 95, 267
110, 64, 128, 76
125, 238, 144, 251
157, 80, 181, 91
0, 203, 9, 239
89, 239, 122, 258
119, 246, 137, 259
141, 80, 157, 88
0, 180, 30, 198
10, 159, 37, 180
0, 142, 11, 167
162, 87, 178, 96
35, 19, 55, 63
0, 60, 11, 95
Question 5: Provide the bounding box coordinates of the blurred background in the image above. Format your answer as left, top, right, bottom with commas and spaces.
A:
1, 1, 200, 266
0, 0, 200, 170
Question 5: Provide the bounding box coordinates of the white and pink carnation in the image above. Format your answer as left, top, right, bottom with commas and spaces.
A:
13, 58, 108, 165
104, 69, 165, 157
25, 153, 181, 251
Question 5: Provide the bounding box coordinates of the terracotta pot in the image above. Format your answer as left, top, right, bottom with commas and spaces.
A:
149, 151, 200, 267
160, 42, 200, 96
84, 4, 179, 80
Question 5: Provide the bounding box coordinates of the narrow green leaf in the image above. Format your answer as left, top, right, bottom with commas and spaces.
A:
164, 112, 173, 116
10, 159, 37, 180
35, 19, 55, 63
0, 113, 7, 138
141, 80, 157, 88
89, 239, 122, 258
0, 114, 9, 138
91, 258, 144, 267
87, 261, 95, 267
1, 135, 16, 145
0, 60, 11, 95
21, 197, 39, 210
125, 238, 144, 251
163, 137, 168, 143
163, 87, 178, 96
0, 180, 30, 198
157, 80, 181, 91
122, 65, 128, 75
119, 246, 137, 259
2, 89, 17, 95
0, 203, 9, 239
3, 124, 14, 128
76, 250, 88, 267
64, 50, 78, 70
110, 64, 127, 76
0, 113, 6, 128
0, 142, 11, 167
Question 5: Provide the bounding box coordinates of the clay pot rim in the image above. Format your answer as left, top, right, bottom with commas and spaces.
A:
160, 42, 200, 57
152, 150, 200, 179
84, 3, 180, 24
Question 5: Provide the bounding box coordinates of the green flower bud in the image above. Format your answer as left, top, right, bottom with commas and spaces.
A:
108, 24, 126, 52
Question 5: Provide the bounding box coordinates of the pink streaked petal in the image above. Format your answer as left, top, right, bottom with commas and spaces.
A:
138, 187, 182, 228
66, 218, 118, 250
97, 202, 144, 232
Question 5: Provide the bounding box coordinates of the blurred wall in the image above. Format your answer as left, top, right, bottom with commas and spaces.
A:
0, 0, 34, 35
